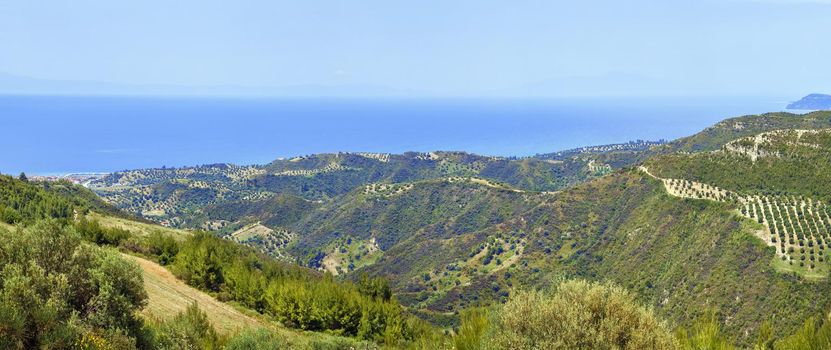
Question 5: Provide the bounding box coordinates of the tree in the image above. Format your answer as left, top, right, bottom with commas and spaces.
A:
481, 279, 677, 350
676, 311, 736, 350
18, 172, 27, 182
154, 302, 221, 349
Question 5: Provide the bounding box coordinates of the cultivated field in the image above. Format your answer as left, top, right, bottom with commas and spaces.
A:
641, 166, 829, 277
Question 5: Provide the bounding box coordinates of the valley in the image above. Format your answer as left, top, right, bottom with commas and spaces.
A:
5, 109, 831, 348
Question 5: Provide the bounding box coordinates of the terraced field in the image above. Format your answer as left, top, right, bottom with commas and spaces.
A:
641, 166, 830, 275
273, 163, 357, 177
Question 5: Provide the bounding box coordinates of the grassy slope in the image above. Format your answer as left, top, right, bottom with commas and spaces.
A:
356, 170, 831, 345
570, 175, 830, 343
290, 178, 543, 258
127, 253, 369, 348
127, 253, 264, 334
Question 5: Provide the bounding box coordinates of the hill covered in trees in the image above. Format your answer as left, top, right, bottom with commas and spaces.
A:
87, 146, 656, 231
10, 109, 831, 348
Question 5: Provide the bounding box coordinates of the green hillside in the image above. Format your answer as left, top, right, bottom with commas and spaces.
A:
17, 110, 831, 348
0, 176, 439, 349
87, 149, 630, 231
648, 128, 831, 201
668, 110, 831, 152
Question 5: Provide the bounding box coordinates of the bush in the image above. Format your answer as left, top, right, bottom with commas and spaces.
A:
153, 302, 222, 350
676, 312, 736, 350
454, 308, 490, 350
480, 279, 677, 350
146, 232, 181, 265
774, 313, 831, 350
0, 221, 147, 349
74, 217, 130, 246
225, 328, 289, 350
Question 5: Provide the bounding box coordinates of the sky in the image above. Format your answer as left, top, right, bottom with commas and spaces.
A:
1, 0, 830, 97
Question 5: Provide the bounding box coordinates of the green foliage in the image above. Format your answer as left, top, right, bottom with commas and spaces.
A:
454, 308, 490, 350
0, 174, 125, 225
167, 231, 424, 343
0, 175, 75, 224
0, 221, 147, 349
153, 302, 222, 350
466, 279, 677, 350
774, 313, 831, 350
676, 312, 737, 350
356, 273, 392, 301
224, 328, 289, 350
75, 217, 131, 245
756, 321, 775, 350
145, 231, 181, 265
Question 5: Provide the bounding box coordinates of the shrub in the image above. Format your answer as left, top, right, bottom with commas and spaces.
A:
481, 279, 677, 349
225, 328, 289, 350
775, 314, 831, 350
454, 308, 490, 350
154, 302, 222, 349
146, 232, 181, 265
0, 221, 147, 348
676, 312, 736, 350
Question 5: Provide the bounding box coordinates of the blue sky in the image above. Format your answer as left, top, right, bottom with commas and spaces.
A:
1, 0, 829, 97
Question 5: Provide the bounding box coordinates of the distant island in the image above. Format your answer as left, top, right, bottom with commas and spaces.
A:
787, 93, 831, 110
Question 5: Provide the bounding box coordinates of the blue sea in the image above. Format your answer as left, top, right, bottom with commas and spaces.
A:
0, 95, 792, 175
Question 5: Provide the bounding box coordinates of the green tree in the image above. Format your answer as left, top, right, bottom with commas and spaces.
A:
154, 302, 221, 350
676, 311, 736, 350
482, 279, 677, 350
0, 221, 147, 349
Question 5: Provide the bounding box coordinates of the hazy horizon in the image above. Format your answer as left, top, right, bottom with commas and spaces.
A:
2, 1, 830, 97
1, 95, 789, 175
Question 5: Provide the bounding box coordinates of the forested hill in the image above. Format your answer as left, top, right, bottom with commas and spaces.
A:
0, 173, 443, 348
87, 146, 651, 229
666, 110, 831, 152
7, 108, 831, 348
0, 173, 125, 225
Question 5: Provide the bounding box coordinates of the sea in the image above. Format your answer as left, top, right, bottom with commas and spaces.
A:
0, 95, 797, 175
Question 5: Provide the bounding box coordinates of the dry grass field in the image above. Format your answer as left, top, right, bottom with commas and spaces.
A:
125, 253, 265, 334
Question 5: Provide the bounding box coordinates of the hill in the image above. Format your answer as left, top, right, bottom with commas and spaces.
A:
128, 253, 264, 334
72, 109, 831, 346
667, 110, 831, 152
87, 148, 641, 231
0, 175, 429, 348
787, 94, 831, 110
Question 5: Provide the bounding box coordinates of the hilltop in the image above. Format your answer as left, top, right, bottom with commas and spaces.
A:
787, 94, 831, 110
